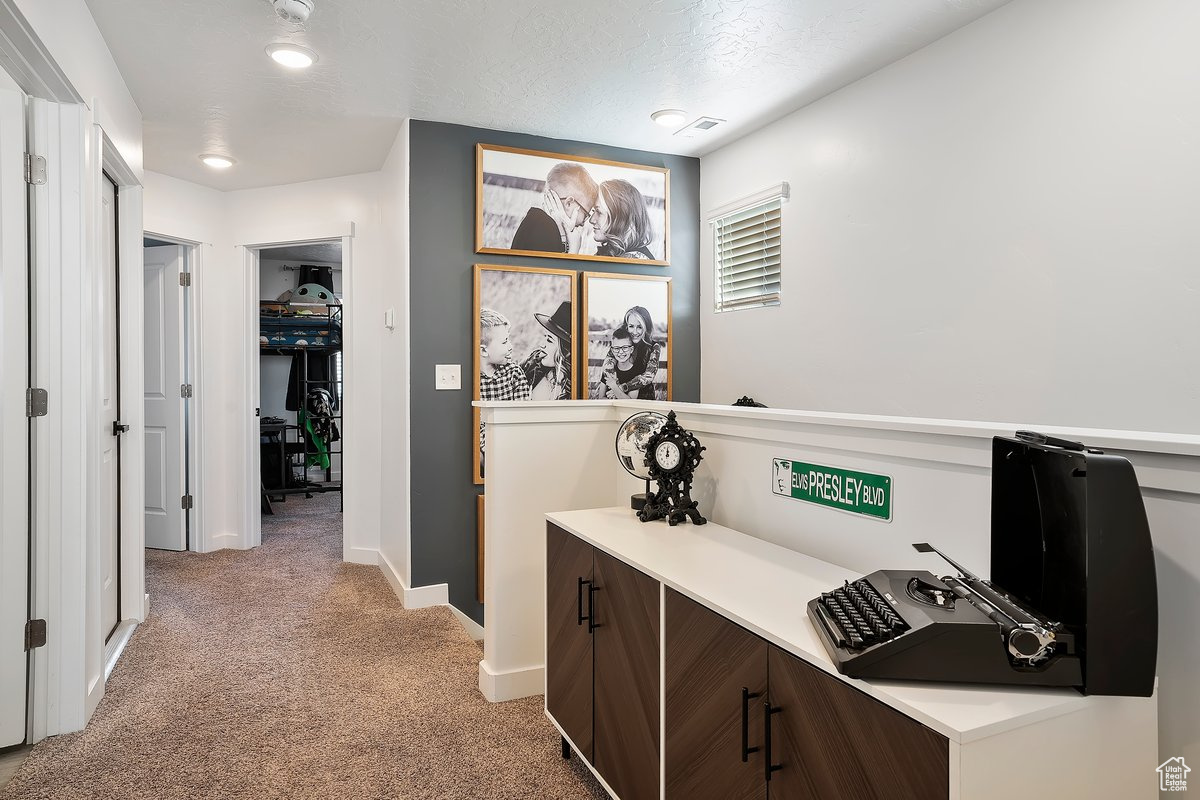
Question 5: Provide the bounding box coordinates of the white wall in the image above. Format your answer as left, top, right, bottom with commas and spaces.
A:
699, 0, 1200, 435
13, 0, 142, 179
378, 122, 410, 587
143, 172, 232, 550
144, 170, 388, 562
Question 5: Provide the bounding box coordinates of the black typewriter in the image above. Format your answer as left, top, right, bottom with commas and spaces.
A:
808, 432, 1158, 697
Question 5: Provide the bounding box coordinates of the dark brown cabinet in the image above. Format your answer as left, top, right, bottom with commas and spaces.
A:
550, 525, 948, 800
546, 523, 594, 760
664, 589, 948, 800
594, 550, 660, 800
546, 524, 660, 800
767, 645, 949, 799
665, 589, 767, 800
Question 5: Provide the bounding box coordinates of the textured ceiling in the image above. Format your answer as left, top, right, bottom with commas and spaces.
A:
86, 0, 1010, 191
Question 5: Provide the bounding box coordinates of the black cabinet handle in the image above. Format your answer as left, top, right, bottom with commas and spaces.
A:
577, 578, 591, 627
587, 583, 599, 633
741, 687, 760, 762
764, 702, 782, 781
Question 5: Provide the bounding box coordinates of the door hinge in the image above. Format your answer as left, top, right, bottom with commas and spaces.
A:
181, 494, 194, 510
179, 272, 192, 287
181, 383, 193, 398
25, 619, 47, 651
26, 387, 48, 417
24, 153, 46, 185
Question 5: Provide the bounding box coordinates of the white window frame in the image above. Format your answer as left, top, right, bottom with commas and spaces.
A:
709, 182, 788, 313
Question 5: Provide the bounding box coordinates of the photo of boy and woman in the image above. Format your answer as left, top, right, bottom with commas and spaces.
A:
477, 144, 669, 265
582, 273, 671, 402
473, 264, 576, 483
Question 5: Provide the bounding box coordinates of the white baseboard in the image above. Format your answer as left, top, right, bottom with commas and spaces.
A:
379, 549, 447, 607
344, 546, 379, 565
378, 550, 483, 640
449, 605, 484, 641
204, 532, 243, 552
143, 592, 150, 619
478, 659, 543, 702
103, 620, 137, 681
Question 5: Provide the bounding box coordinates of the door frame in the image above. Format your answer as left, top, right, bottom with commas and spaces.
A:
93, 124, 145, 711
239, 232, 355, 556
0, 61, 28, 749
144, 232, 204, 553
2, 0, 145, 742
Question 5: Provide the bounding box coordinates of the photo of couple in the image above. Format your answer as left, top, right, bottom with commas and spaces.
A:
472, 264, 577, 484
477, 144, 669, 265
582, 272, 671, 402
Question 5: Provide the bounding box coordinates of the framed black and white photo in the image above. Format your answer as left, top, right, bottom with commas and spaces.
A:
581, 272, 671, 401
472, 264, 577, 484
476, 144, 670, 266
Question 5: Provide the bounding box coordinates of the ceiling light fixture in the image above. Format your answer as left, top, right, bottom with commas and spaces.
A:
200, 154, 235, 169
651, 109, 687, 128
266, 43, 318, 69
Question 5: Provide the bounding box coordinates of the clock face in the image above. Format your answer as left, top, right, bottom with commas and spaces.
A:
655, 441, 682, 472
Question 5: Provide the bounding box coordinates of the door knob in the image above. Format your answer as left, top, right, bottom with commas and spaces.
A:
112, 421, 131, 436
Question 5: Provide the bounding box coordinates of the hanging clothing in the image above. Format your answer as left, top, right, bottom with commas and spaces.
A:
286, 351, 334, 411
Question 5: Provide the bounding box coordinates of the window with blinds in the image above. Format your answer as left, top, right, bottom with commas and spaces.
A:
713, 198, 782, 312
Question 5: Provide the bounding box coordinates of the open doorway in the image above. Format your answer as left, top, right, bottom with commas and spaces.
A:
256, 241, 344, 545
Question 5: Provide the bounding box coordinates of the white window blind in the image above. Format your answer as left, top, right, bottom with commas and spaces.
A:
714, 198, 782, 312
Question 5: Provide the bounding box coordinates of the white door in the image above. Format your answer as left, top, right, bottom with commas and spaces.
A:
143, 245, 187, 550
99, 176, 121, 640
0, 75, 28, 747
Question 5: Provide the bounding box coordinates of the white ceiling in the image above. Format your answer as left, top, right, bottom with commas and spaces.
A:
85, 0, 1010, 191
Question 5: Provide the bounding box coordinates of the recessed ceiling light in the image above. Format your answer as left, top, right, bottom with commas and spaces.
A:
651, 109, 687, 128
266, 43, 318, 69
200, 154, 235, 169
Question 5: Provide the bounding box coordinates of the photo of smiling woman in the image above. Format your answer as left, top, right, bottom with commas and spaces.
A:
476, 144, 669, 265
473, 264, 577, 484
581, 272, 671, 401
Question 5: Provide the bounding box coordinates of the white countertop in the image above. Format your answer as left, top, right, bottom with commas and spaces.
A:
546, 506, 1098, 745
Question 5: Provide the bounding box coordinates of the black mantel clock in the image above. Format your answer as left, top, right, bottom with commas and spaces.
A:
638, 410, 708, 527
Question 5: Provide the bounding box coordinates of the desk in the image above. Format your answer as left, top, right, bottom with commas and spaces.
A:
545, 507, 1157, 800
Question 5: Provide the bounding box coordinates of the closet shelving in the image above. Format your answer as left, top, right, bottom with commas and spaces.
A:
260, 301, 343, 509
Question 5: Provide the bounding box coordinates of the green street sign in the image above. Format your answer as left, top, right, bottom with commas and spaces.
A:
772, 458, 892, 522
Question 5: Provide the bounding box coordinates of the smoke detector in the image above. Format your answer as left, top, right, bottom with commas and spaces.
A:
272, 0, 314, 24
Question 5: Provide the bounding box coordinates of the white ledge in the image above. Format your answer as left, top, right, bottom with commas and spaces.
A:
475, 399, 1200, 458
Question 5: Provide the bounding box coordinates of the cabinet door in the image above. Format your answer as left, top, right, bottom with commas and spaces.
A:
767, 646, 949, 799
546, 524, 594, 759
594, 550, 660, 800
665, 589, 768, 800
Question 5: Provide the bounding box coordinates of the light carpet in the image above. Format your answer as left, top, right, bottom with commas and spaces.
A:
1, 493, 605, 799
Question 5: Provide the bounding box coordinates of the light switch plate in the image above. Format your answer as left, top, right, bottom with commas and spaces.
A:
435, 364, 461, 391
383, 307, 395, 330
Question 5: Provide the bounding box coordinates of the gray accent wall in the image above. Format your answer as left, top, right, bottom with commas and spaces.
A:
409, 120, 701, 624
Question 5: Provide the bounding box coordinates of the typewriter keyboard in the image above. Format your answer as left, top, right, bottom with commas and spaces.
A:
817, 579, 910, 650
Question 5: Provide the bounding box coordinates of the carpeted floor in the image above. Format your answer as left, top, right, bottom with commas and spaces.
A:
0, 494, 606, 799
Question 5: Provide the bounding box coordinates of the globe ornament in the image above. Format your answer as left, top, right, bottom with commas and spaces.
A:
615, 411, 668, 510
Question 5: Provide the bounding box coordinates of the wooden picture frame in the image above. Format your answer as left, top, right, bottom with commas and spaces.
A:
473, 264, 578, 484
581, 272, 672, 401
476, 143, 670, 266
476, 494, 485, 604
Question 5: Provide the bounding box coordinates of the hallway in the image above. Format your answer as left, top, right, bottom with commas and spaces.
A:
0, 496, 603, 799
